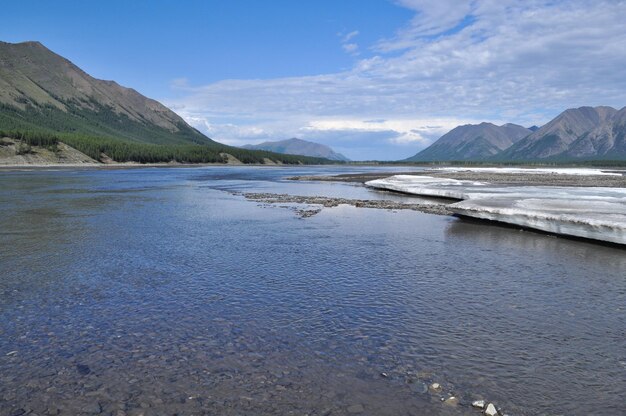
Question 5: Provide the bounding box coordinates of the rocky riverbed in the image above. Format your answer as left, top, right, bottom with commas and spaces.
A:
235, 192, 454, 218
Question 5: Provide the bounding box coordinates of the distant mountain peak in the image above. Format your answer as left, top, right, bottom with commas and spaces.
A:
405, 122, 531, 162
242, 138, 349, 161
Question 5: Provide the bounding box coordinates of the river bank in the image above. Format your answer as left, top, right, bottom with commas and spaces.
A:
289, 167, 626, 187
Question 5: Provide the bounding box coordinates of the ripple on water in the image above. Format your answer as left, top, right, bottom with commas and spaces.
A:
0, 166, 625, 416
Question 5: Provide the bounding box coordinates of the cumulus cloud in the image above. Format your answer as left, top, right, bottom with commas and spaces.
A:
303, 118, 465, 145
165, 0, 626, 160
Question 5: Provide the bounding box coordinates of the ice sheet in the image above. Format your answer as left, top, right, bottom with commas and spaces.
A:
366, 175, 626, 245
365, 175, 487, 200
431, 167, 624, 176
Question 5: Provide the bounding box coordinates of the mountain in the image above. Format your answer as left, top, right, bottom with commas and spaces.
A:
557, 107, 626, 159
0, 41, 339, 165
405, 122, 531, 162
0, 40, 212, 145
499, 106, 626, 160
242, 138, 349, 161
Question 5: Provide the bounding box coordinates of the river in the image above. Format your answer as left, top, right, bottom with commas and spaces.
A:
1, 166, 624, 415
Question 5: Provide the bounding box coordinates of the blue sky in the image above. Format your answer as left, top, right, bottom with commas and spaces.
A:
1, 1, 410, 95
2, 1, 626, 160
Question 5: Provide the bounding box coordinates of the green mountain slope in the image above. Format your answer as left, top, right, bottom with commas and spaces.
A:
0, 41, 335, 164
0, 41, 211, 145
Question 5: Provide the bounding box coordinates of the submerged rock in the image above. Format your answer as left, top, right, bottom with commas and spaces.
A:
76, 364, 91, 375
80, 402, 102, 414
347, 404, 364, 414
409, 381, 428, 394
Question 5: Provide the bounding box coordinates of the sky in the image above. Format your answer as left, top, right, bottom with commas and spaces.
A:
2, 0, 626, 160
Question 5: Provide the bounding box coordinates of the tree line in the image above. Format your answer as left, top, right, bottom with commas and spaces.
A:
0, 128, 335, 165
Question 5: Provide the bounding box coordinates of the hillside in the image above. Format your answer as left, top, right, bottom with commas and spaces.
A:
0, 41, 336, 165
564, 107, 626, 158
499, 106, 626, 161
0, 136, 97, 165
0, 41, 212, 145
406, 123, 531, 162
243, 138, 349, 161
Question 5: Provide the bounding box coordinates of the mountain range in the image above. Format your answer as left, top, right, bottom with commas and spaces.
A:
407, 106, 626, 162
1, 41, 624, 164
242, 138, 349, 161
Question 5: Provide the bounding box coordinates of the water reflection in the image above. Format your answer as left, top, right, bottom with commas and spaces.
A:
446, 216, 626, 268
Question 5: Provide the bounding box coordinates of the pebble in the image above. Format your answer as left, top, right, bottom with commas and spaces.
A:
443, 396, 459, 407
472, 399, 486, 409
81, 402, 102, 414
485, 403, 498, 416
76, 364, 91, 375
429, 382, 442, 392
347, 404, 364, 414
410, 381, 428, 394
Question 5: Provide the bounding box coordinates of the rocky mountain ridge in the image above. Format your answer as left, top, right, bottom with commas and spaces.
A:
406, 106, 626, 162
406, 122, 531, 162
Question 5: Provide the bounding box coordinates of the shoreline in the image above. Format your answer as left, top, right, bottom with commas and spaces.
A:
0, 161, 299, 171
289, 169, 626, 188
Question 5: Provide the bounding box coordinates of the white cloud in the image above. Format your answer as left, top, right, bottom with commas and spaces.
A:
342, 43, 359, 54
342, 30, 360, 42
303, 118, 468, 145
379, 0, 473, 47
339, 30, 360, 56
165, 0, 626, 160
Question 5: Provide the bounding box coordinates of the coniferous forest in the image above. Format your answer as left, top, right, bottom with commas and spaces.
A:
0, 102, 336, 164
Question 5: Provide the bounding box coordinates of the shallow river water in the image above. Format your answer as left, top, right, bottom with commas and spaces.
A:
1, 166, 625, 416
